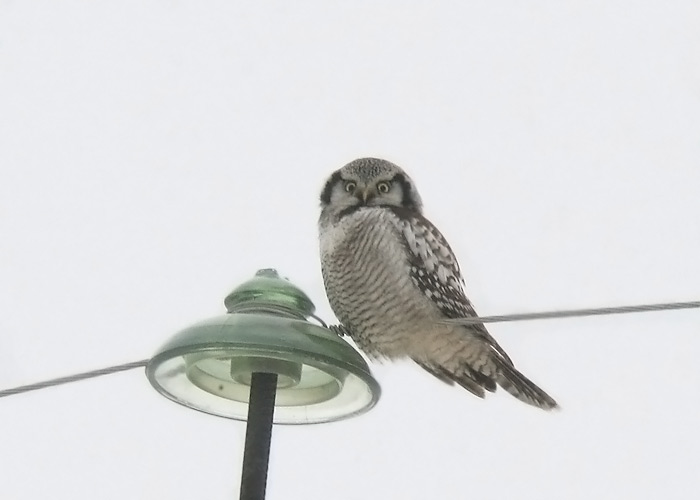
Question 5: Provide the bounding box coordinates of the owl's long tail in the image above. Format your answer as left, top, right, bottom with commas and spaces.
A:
493, 357, 559, 410
414, 354, 558, 410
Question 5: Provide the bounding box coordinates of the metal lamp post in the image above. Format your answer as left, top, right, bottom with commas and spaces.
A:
146, 269, 381, 500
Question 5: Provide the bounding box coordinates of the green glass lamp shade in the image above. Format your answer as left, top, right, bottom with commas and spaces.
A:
146, 270, 380, 424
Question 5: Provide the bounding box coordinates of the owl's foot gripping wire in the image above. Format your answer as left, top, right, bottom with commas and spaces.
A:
328, 324, 354, 338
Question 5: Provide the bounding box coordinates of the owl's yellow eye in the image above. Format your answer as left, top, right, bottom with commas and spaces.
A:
377, 181, 391, 194
344, 181, 357, 193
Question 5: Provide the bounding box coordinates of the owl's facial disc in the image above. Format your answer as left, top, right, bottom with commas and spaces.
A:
319, 158, 424, 215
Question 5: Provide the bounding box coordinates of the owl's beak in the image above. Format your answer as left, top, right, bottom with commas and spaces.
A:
360, 187, 374, 204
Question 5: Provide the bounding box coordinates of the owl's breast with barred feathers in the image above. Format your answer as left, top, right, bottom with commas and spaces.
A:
319, 206, 442, 357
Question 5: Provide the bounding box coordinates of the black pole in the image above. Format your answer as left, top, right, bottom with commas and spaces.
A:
240, 372, 278, 500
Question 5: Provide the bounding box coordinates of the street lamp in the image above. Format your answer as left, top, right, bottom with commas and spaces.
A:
146, 269, 380, 499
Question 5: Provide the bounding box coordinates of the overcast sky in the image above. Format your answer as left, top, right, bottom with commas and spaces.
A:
1, 2, 699, 499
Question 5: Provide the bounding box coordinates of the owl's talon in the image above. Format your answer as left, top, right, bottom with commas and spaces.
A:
328, 324, 353, 338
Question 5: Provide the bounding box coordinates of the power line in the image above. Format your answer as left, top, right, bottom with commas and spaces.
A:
444, 300, 700, 325
0, 360, 148, 399
0, 300, 697, 399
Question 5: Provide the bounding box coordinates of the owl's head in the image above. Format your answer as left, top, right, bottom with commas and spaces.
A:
320, 158, 423, 216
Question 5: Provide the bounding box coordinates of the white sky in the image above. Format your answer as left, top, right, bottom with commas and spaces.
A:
1, 2, 699, 499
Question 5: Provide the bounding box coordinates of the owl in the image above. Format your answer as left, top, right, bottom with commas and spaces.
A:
319, 158, 558, 410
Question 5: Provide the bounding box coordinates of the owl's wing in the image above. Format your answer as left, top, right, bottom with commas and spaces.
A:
388, 206, 513, 365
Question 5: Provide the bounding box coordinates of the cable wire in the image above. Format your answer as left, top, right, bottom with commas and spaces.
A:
443, 300, 700, 325
0, 360, 149, 398
0, 300, 697, 399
